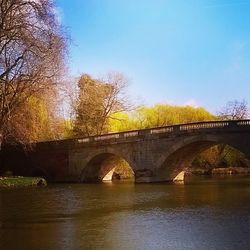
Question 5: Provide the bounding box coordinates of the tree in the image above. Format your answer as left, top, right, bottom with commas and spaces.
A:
216, 99, 249, 163
73, 72, 130, 136
0, 0, 67, 149
193, 144, 250, 170
5, 88, 68, 144
192, 99, 250, 170
218, 99, 249, 120
109, 104, 215, 131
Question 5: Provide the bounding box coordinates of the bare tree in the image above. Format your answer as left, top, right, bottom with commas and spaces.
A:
218, 99, 249, 120
73, 72, 130, 136
0, 0, 67, 148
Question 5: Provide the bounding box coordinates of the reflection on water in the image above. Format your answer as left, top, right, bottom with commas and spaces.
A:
0, 176, 250, 250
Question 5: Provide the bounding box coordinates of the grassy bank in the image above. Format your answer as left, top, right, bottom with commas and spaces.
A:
187, 167, 250, 176
0, 176, 47, 188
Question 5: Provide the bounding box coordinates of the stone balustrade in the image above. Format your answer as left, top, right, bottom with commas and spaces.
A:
76, 119, 250, 144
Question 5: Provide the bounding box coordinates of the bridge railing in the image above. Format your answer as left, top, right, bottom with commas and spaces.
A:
76, 119, 250, 144
237, 120, 250, 126
179, 121, 229, 131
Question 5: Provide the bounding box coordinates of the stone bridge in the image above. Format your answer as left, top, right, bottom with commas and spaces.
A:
1, 120, 250, 183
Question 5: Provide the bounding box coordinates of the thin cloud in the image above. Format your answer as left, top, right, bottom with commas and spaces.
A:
184, 99, 199, 107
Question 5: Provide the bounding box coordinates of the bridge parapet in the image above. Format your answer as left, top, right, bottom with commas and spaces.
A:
237, 120, 250, 126
75, 119, 250, 145
179, 121, 229, 130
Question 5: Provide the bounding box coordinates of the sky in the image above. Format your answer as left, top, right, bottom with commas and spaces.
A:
56, 0, 250, 114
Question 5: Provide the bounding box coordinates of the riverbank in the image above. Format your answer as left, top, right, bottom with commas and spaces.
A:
188, 167, 250, 176
0, 176, 47, 188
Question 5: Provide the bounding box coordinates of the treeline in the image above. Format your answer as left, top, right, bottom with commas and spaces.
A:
68, 74, 249, 170
109, 105, 215, 132
68, 73, 217, 136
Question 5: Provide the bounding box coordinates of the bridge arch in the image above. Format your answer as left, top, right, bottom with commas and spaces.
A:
80, 152, 135, 182
155, 134, 250, 181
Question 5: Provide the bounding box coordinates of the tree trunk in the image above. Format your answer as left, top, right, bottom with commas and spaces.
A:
0, 133, 3, 175
0, 133, 2, 152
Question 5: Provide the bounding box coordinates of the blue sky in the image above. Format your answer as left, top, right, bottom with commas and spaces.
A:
56, 0, 250, 113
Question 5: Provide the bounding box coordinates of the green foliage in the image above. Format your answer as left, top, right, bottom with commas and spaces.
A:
6, 95, 68, 144
113, 159, 134, 179
192, 144, 250, 169
109, 104, 215, 131
24, 97, 52, 141
63, 119, 75, 138
0, 177, 47, 188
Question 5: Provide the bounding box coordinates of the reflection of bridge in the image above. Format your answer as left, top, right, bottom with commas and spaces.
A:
2, 120, 250, 183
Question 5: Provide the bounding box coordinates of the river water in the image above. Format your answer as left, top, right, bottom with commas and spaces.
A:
0, 176, 249, 250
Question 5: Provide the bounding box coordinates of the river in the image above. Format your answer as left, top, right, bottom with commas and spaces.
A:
0, 176, 249, 250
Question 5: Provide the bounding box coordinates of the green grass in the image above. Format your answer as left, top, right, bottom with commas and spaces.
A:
0, 176, 47, 188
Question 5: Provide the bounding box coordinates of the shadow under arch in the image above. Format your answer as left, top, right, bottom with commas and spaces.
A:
30, 167, 50, 181
80, 153, 134, 183
155, 136, 250, 182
